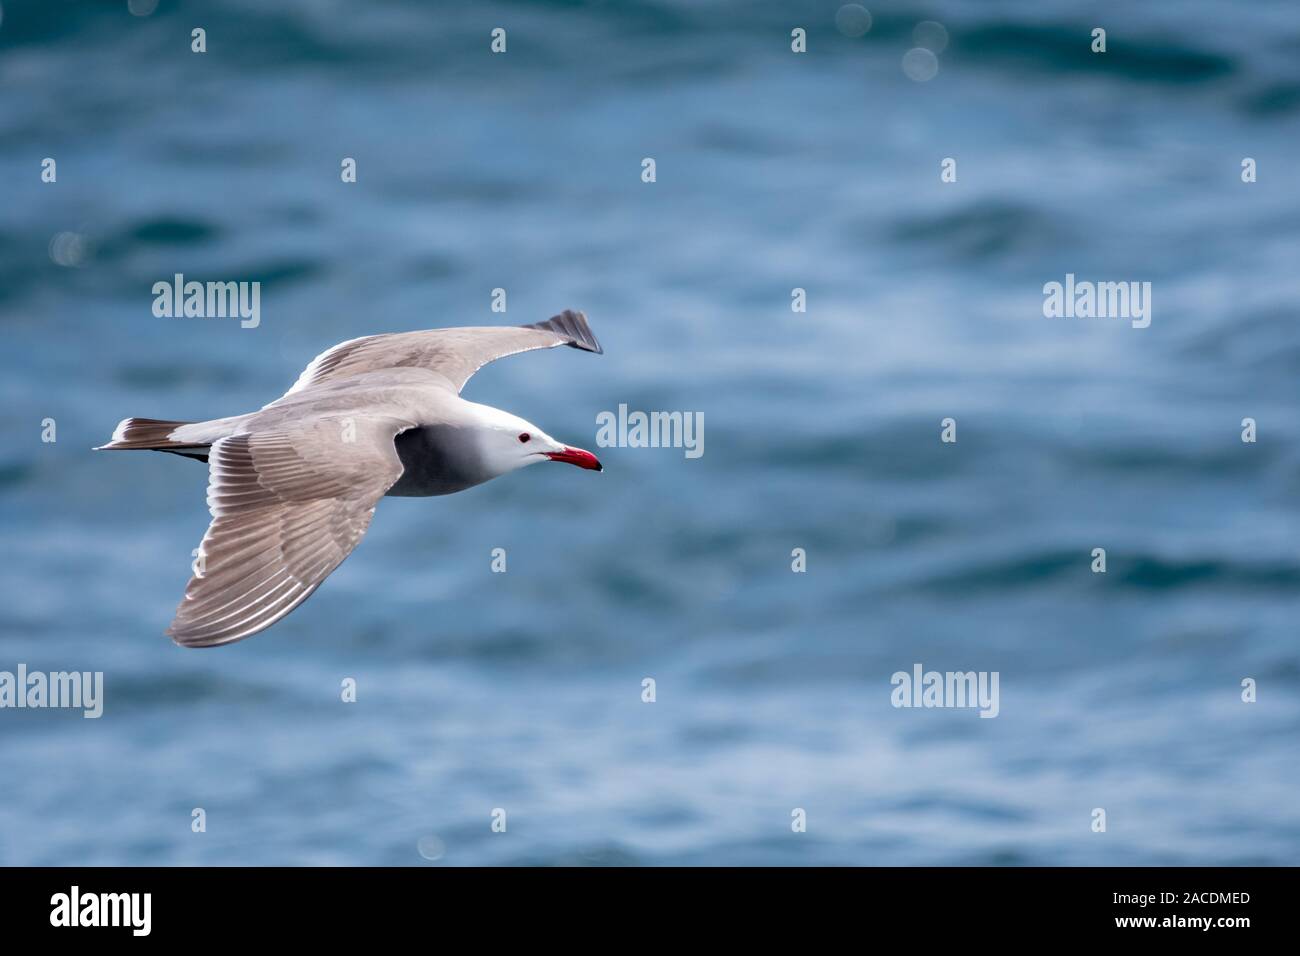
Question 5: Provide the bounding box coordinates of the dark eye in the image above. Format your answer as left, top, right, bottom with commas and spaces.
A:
518, 432, 531, 443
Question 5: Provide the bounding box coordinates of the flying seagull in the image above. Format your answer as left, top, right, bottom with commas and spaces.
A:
96, 309, 603, 648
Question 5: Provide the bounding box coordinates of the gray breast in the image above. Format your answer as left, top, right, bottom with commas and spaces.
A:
386, 425, 491, 497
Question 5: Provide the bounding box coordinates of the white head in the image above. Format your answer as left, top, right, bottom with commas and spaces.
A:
466, 401, 602, 478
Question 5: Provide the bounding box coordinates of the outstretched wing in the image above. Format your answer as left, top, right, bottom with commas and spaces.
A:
168, 415, 412, 647
280, 309, 602, 399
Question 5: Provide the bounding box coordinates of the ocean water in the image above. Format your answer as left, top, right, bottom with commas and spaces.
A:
1, 0, 1298, 865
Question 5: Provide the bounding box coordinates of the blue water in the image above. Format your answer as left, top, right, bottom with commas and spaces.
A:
1, 0, 1298, 865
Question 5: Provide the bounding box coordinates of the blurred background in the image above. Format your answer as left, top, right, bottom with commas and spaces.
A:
1, 0, 1298, 865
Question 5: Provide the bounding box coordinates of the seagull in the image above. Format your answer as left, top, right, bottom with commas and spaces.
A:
96, 309, 604, 648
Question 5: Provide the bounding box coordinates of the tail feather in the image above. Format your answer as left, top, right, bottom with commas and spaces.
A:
95, 417, 203, 452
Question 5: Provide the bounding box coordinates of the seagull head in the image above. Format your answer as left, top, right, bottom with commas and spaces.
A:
471, 404, 602, 476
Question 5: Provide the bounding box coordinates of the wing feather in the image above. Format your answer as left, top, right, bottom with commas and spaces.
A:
276, 309, 601, 400
167, 417, 411, 647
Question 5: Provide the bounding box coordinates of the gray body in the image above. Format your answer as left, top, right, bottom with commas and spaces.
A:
389, 424, 493, 497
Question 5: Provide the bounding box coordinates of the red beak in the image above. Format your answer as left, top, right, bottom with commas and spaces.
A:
545, 446, 603, 472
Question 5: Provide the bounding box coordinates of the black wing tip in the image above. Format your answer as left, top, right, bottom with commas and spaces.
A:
525, 309, 603, 355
